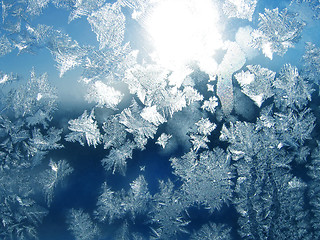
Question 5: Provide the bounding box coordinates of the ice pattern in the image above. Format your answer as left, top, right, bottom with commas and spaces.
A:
0, 0, 320, 239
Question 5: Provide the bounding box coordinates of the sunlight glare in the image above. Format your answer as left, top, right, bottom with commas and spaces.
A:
145, 0, 223, 85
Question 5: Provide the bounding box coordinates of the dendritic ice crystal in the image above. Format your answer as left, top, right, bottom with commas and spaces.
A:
251, 8, 305, 59
223, 0, 257, 21
0, 0, 320, 239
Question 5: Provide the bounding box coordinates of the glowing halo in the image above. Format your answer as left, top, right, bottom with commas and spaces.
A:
144, 0, 223, 86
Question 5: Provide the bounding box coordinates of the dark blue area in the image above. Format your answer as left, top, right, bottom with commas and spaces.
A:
38, 142, 106, 240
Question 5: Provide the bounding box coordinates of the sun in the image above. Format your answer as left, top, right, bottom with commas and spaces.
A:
144, 0, 223, 86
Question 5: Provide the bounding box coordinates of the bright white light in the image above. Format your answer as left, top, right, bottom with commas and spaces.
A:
144, 0, 223, 86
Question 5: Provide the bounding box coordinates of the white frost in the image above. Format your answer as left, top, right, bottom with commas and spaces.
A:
140, 105, 166, 126
86, 81, 123, 109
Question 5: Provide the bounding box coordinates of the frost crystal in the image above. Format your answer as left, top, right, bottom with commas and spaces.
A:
171, 149, 233, 211
150, 180, 190, 239
201, 96, 219, 113
102, 140, 135, 175
217, 42, 246, 115
156, 133, 172, 148
68, 0, 107, 22
189, 134, 210, 152
220, 104, 313, 239
95, 176, 151, 222
235, 65, 276, 107
0, 119, 28, 168
190, 222, 231, 240
273, 109, 315, 147
124, 64, 169, 106
21, 24, 88, 77
207, 84, 214, 92
102, 115, 127, 150
86, 81, 123, 109
127, 175, 151, 219
291, 0, 320, 19
0, 35, 13, 56
48, 30, 88, 77
88, 3, 125, 50
123, 64, 195, 118
25, 0, 50, 16
29, 128, 63, 152
0, 69, 62, 169
183, 86, 204, 104
223, 0, 257, 21
0, 71, 18, 85
302, 42, 320, 85
27, 128, 64, 165
51, 0, 75, 9
308, 142, 320, 238
188, 118, 216, 152
40, 159, 73, 206
160, 87, 188, 118
67, 209, 100, 240
0, 194, 48, 239
115, 220, 130, 240
119, 100, 157, 148
140, 105, 166, 126
81, 43, 135, 83
65, 109, 102, 148
269, 176, 309, 239
119, 0, 151, 19
0, 169, 49, 240
252, 8, 305, 59
273, 64, 313, 110
7, 69, 57, 128
94, 182, 122, 223
195, 118, 216, 136
220, 121, 260, 160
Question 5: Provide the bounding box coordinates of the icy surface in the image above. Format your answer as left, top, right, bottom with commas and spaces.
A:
0, 0, 320, 239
